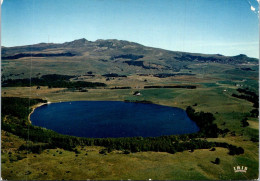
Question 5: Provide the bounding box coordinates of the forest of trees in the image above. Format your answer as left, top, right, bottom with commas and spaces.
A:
186, 106, 220, 138
241, 117, 249, 127
2, 97, 244, 155
102, 73, 127, 78
232, 88, 259, 120
110, 54, 144, 61
2, 52, 76, 60
2, 97, 47, 126
2, 74, 106, 88
232, 88, 259, 108
250, 109, 259, 118
144, 85, 196, 89
110, 86, 131, 89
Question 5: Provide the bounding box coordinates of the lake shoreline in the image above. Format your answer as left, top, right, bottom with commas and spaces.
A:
28, 102, 49, 124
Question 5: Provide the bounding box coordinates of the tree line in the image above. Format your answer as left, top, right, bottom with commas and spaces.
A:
2, 74, 106, 88
2, 97, 243, 155
2, 52, 75, 60
232, 88, 259, 118
144, 85, 196, 89
232, 88, 258, 108
186, 106, 221, 138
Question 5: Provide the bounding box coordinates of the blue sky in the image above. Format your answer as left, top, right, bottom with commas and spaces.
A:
2, 0, 259, 58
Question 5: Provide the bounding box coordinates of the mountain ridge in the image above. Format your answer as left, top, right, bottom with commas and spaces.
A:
1, 38, 258, 76
2, 38, 258, 61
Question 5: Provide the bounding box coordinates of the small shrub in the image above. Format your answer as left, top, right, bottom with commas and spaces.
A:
251, 137, 259, 142
99, 149, 107, 155
25, 171, 32, 175
107, 147, 113, 153
230, 131, 236, 136
214, 158, 220, 164
74, 149, 81, 154
123, 150, 130, 154
210, 148, 216, 151
9, 157, 17, 162
241, 118, 249, 127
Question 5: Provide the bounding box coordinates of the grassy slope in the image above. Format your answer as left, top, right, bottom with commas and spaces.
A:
1, 63, 259, 180
2, 134, 256, 180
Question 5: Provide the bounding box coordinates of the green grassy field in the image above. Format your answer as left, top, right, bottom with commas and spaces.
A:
1, 62, 259, 180
2, 131, 258, 180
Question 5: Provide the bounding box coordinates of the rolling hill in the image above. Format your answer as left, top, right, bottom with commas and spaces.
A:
1, 38, 258, 79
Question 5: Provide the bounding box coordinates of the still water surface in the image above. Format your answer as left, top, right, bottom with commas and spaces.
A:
30, 101, 199, 138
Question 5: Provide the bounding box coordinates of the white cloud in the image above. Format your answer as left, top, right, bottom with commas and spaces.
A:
251, 5, 256, 11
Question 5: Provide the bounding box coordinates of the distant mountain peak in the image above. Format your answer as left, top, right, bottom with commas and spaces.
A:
235, 54, 247, 57
74, 38, 88, 42
63, 38, 90, 47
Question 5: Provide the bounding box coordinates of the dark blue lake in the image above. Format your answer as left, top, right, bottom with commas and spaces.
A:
30, 101, 199, 138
